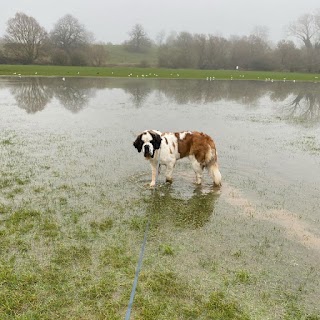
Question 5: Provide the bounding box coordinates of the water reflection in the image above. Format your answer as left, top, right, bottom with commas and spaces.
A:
147, 185, 220, 229
8, 77, 99, 113
9, 78, 52, 113
2, 77, 320, 126
280, 91, 320, 126
122, 81, 152, 107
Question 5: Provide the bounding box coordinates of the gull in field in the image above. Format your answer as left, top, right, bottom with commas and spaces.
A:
62, 77, 65, 81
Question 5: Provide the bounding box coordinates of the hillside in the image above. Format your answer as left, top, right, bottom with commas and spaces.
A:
105, 44, 158, 66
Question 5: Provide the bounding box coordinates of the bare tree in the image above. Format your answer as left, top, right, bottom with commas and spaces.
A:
229, 36, 252, 69
314, 10, 320, 46
274, 40, 302, 71
89, 43, 108, 66
205, 35, 229, 69
252, 25, 270, 42
50, 14, 93, 52
156, 30, 166, 47
288, 14, 316, 48
4, 12, 48, 63
194, 34, 207, 69
124, 24, 151, 53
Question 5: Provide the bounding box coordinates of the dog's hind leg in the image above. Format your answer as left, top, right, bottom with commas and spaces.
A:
189, 155, 204, 184
207, 161, 222, 187
165, 161, 175, 183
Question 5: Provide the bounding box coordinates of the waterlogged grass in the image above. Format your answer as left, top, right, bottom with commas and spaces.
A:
1, 103, 320, 318
0, 205, 255, 319
135, 271, 250, 320
0, 64, 320, 81
290, 135, 320, 155
0, 129, 253, 319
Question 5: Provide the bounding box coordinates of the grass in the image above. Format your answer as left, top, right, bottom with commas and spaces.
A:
0, 63, 320, 82
291, 136, 320, 154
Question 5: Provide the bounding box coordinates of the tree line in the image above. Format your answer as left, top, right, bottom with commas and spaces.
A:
0, 11, 320, 72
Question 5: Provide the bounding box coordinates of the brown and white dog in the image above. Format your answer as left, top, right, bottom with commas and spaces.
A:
133, 130, 222, 187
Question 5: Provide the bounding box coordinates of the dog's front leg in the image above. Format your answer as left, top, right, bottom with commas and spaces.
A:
150, 162, 157, 187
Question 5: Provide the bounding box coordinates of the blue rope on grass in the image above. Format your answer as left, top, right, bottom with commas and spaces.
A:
125, 148, 161, 320
124, 217, 150, 320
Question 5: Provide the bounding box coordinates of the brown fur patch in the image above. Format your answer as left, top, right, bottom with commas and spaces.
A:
176, 131, 216, 164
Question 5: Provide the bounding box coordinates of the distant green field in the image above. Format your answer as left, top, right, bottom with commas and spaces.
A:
0, 64, 319, 82
105, 44, 158, 66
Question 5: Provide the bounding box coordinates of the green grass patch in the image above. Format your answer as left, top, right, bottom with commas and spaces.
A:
136, 270, 250, 320
1, 138, 14, 145
1, 64, 320, 81
106, 44, 158, 66
90, 217, 114, 232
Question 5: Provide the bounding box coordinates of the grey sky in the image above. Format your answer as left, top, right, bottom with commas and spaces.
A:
1, 0, 319, 44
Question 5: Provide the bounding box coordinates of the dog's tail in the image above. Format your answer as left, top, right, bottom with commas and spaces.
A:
206, 144, 222, 186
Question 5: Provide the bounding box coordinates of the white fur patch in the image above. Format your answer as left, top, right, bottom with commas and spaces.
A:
179, 131, 192, 140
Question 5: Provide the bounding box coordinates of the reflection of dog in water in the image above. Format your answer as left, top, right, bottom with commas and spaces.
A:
147, 185, 220, 228
133, 130, 222, 187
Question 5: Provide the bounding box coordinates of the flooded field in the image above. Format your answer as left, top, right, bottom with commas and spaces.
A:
0, 77, 320, 319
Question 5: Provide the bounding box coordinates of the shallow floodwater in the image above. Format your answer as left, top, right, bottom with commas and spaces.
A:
1, 77, 320, 318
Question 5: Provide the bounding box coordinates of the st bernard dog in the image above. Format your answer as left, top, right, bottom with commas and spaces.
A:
133, 130, 222, 187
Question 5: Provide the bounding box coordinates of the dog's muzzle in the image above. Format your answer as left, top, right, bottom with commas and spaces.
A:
144, 144, 154, 158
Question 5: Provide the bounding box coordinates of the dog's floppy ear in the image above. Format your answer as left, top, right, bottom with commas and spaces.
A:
150, 132, 162, 150
133, 134, 143, 152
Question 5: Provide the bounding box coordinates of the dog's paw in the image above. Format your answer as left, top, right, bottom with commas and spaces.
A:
149, 182, 156, 188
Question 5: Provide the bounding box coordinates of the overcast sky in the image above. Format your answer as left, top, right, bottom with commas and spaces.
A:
1, 0, 319, 44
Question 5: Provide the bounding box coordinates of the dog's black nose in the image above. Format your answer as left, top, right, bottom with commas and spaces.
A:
144, 145, 150, 157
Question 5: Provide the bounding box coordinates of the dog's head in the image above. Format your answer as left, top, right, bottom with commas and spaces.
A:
133, 130, 162, 159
